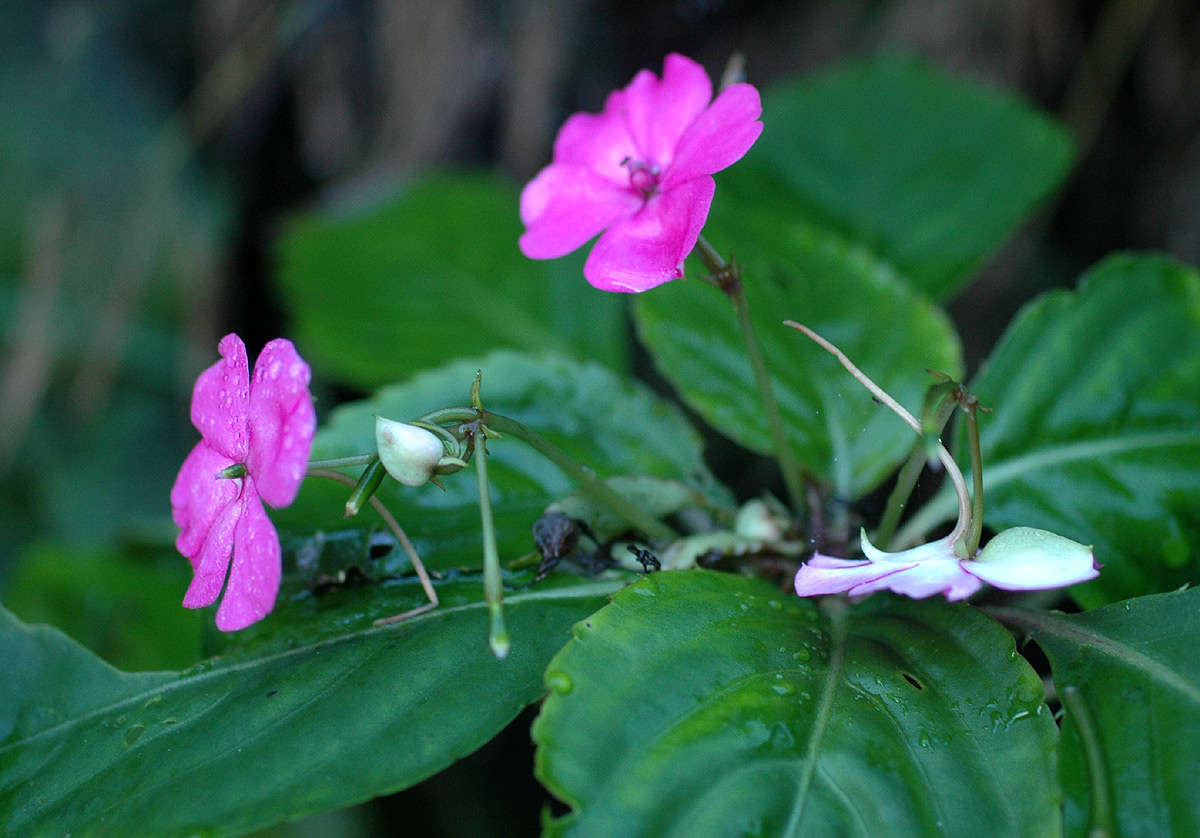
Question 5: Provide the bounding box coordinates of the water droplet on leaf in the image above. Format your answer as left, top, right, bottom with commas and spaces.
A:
124, 724, 146, 746
546, 671, 573, 694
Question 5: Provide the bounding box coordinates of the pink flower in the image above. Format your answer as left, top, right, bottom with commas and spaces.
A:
794, 527, 1100, 602
519, 53, 763, 292
170, 334, 315, 631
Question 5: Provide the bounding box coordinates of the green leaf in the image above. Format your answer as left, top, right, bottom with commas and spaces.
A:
900, 253, 1200, 606
635, 222, 962, 499
275, 171, 627, 388
534, 570, 1059, 836
990, 588, 1200, 838
275, 350, 730, 574
0, 575, 620, 836
1, 543, 201, 672
735, 53, 1073, 300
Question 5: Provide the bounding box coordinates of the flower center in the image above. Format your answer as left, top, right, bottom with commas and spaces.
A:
621, 157, 660, 199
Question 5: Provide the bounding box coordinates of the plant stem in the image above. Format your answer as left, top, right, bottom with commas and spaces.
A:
473, 427, 510, 660
785, 322, 972, 554
343, 457, 386, 518
306, 468, 438, 622
479, 412, 678, 543
307, 454, 376, 472
875, 391, 957, 550
964, 403, 986, 556
694, 235, 807, 517
415, 405, 678, 542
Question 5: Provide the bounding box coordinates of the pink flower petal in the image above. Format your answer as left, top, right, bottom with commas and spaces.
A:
664, 82, 763, 188
519, 164, 641, 259
794, 555, 914, 596
171, 441, 239, 565
850, 559, 982, 601
246, 339, 315, 508
215, 487, 281, 631
622, 54, 713, 170
182, 484, 246, 609
190, 333, 250, 461
967, 527, 1099, 591
552, 98, 640, 184
583, 176, 715, 292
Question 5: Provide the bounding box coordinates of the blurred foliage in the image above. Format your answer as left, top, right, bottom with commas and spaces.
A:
731, 54, 1074, 302
0, 3, 231, 581
2, 542, 200, 672
276, 171, 628, 389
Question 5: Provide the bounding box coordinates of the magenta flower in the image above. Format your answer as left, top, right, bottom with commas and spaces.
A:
519, 53, 763, 292
794, 527, 1099, 602
170, 334, 315, 631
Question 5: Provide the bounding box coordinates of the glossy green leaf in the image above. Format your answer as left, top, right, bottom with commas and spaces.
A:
534, 570, 1059, 836
899, 253, 1200, 606
275, 350, 730, 575
990, 587, 1200, 838
734, 53, 1073, 300
0, 574, 621, 836
275, 171, 626, 388
635, 220, 962, 499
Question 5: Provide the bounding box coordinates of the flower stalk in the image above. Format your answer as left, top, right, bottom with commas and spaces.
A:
874, 381, 958, 549
307, 467, 439, 623
414, 406, 678, 543
963, 398, 986, 556
473, 425, 511, 660
785, 321, 972, 552
343, 457, 386, 518
694, 235, 807, 519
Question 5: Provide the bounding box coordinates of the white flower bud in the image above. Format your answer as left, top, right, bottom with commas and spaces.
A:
375, 417, 445, 487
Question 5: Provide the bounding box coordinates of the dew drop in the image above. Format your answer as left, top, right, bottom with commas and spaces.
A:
123, 724, 146, 747
918, 732, 932, 749
792, 647, 812, 662
771, 683, 796, 697
546, 671, 573, 694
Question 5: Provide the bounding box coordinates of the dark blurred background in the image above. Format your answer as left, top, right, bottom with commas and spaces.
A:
1, 1, 1197, 834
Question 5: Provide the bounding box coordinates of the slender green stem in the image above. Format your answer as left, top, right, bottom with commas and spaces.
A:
343, 457, 385, 518
480, 412, 678, 543
307, 468, 438, 621
876, 391, 957, 549
694, 235, 806, 517
474, 428, 510, 660
410, 404, 678, 542
307, 454, 376, 472
786, 322, 972, 554
1060, 686, 1114, 838
964, 403, 985, 556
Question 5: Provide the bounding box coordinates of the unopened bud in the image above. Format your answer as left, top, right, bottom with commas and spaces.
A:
376, 417, 445, 487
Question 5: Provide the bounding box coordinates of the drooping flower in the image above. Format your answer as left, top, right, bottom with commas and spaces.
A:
793, 527, 1099, 602
784, 320, 1100, 604
519, 53, 763, 293
170, 334, 315, 631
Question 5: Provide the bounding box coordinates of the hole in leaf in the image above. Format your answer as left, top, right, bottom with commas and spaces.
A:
901, 672, 924, 691
369, 530, 395, 560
